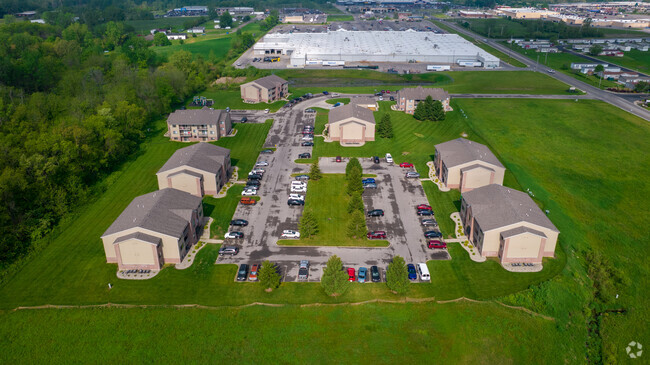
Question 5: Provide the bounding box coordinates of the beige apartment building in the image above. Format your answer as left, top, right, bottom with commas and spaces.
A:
327, 104, 376, 145
395, 86, 452, 114
101, 188, 204, 270
157, 143, 231, 197
434, 138, 505, 192
167, 107, 232, 142
460, 184, 559, 264
240, 75, 289, 103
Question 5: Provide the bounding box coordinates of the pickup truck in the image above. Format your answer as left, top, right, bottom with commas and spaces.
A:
298, 260, 309, 280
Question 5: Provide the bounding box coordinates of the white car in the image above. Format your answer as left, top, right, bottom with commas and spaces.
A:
301, 136, 314, 141
281, 230, 300, 238
291, 180, 307, 187
291, 186, 307, 193
264, 108, 270, 113
250, 168, 265, 174
242, 189, 257, 196
255, 161, 269, 167
224, 231, 243, 239
385, 153, 393, 163
289, 194, 305, 201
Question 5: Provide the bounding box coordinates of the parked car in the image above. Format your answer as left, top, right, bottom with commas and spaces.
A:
255, 161, 269, 167
367, 231, 387, 239
236, 264, 249, 281
322, 91, 329, 95
251, 168, 265, 174
298, 260, 309, 280
373, 156, 380, 164
301, 136, 314, 141
260, 149, 273, 154
333, 102, 342, 107
421, 218, 438, 226
298, 153, 311, 159
291, 185, 307, 193
249, 264, 259, 281
264, 108, 270, 113
295, 174, 310, 181
405, 172, 420, 178
218, 246, 239, 255
362, 178, 376, 184
301, 141, 314, 147
336, 156, 342, 162
240, 117, 248, 123
407, 264, 417, 280
367, 209, 384, 217
291, 181, 307, 187
305, 108, 316, 113
417, 209, 434, 216
225, 231, 244, 239
347, 267, 356, 282
363, 183, 377, 189
241, 189, 257, 196
428, 240, 447, 249
370, 265, 381, 282
399, 162, 414, 168
417, 204, 432, 210
240, 197, 257, 205
385, 153, 393, 163
358, 267, 367, 283
289, 194, 305, 201
230, 219, 248, 226
424, 230, 443, 239
287, 199, 305, 206
248, 174, 262, 180
281, 230, 301, 238
246, 180, 261, 187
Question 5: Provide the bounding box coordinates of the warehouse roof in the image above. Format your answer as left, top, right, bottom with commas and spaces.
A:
329, 104, 375, 124
167, 107, 229, 126
157, 143, 230, 175
435, 138, 503, 169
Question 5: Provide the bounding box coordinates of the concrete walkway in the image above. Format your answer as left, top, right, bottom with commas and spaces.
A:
450, 212, 486, 263
426, 161, 449, 192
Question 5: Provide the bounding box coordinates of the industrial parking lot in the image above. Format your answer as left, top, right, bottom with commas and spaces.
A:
217, 94, 449, 282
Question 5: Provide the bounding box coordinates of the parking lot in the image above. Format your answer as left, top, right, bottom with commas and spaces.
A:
217, 96, 449, 282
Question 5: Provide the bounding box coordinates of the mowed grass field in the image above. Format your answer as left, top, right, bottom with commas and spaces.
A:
327, 14, 354, 22
593, 49, 650, 74
277, 174, 389, 247
0, 302, 569, 363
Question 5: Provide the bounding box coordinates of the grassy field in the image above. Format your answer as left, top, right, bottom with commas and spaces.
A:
593, 49, 650, 74
325, 97, 350, 105
327, 14, 354, 22
278, 174, 389, 247
193, 89, 286, 111
0, 302, 570, 363
204, 185, 244, 238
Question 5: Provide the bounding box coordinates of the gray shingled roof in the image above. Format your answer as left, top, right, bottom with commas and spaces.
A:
102, 188, 202, 238
349, 96, 377, 106
397, 86, 449, 101
157, 143, 230, 175
167, 107, 229, 126
248, 75, 287, 90
113, 232, 162, 246
462, 184, 559, 232
435, 138, 504, 168
460, 163, 495, 173
329, 104, 375, 124
500, 226, 547, 239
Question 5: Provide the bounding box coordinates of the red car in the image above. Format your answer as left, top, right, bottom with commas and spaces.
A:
347, 267, 356, 282
416, 204, 432, 210
336, 156, 342, 162
399, 162, 414, 168
428, 240, 447, 249
240, 197, 257, 205
367, 231, 387, 239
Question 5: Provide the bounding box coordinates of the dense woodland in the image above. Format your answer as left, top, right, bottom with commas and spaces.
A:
0, 20, 220, 264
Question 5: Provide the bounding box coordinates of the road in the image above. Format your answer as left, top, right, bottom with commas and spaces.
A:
440, 20, 650, 122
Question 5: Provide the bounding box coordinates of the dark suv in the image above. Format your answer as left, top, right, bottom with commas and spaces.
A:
367, 209, 384, 217
424, 230, 443, 239
236, 264, 249, 281
298, 153, 311, 159
370, 266, 381, 282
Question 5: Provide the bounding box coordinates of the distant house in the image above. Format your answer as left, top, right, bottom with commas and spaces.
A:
101, 188, 204, 270
167, 107, 232, 142
433, 138, 505, 192
188, 27, 205, 34
395, 86, 452, 114
349, 96, 378, 111
327, 104, 375, 145
166, 33, 187, 40
157, 143, 231, 197
240, 75, 289, 103
460, 184, 560, 264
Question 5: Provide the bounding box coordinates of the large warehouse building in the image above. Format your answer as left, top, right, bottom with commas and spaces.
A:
252, 30, 500, 68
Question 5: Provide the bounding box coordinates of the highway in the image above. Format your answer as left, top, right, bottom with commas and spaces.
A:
440, 20, 650, 122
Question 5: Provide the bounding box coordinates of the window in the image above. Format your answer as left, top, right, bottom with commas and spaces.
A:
172, 124, 177, 127
173, 131, 177, 134
210, 131, 215, 134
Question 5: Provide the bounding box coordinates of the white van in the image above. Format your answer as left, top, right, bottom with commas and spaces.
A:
417, 263, 430, 281
385, 153, 393, 163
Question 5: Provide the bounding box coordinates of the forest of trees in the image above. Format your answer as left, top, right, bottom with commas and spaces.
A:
0, 20, 218, 264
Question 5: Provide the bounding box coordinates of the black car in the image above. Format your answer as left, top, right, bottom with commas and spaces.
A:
236, 264, 249, 281
246, 180, 261, 187
288, 199, 305, 206
260, 149, 273, 154
298, 153, 311, 159
373, 156, 380, 164
240, 117, 248, 123
248, 174, 262, 180
301, 142, 314, 147
230, 219, 249, 226
367, 209, 384, 217
370, 266, 381, 282
424, 230, 443, 238
417, 209, 434, 216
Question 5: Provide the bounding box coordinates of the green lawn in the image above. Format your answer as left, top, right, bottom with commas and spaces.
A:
203, 185, 244, 239
327, 14, 354, 22
193, 89, 286, 111
592, 49, 650, 74
325, 97, 350, 105
0, 301, 569, 363
278, 174, 389, 247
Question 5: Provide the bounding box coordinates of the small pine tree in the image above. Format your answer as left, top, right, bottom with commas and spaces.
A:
413, 101, 427, 121
345, 157, 362, 180
309, 160, 322, 180
347, 193, 364, 214
386, 256, 410, 294
299, 209, 319, 238
259, 260, 282, 291
346, 167, 363, 196
346, 210, 367, 239
423, 95, 436, 121
321, 255, 350, 296
431, 100, 445, 121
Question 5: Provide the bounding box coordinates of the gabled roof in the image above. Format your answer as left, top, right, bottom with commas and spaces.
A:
435, 138, 504, 169
246, 75, 288, 90
397, 86, 449, 101
501, 226, 547, 239
329, 104, 375, 125
113, 232, 162, 246
102, 188, 202, 238
157, 143, 230, 175
460, 163, 495, 173
167, 107, 229, 126
349, 96, 377, 107
462, 184, 559, 233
